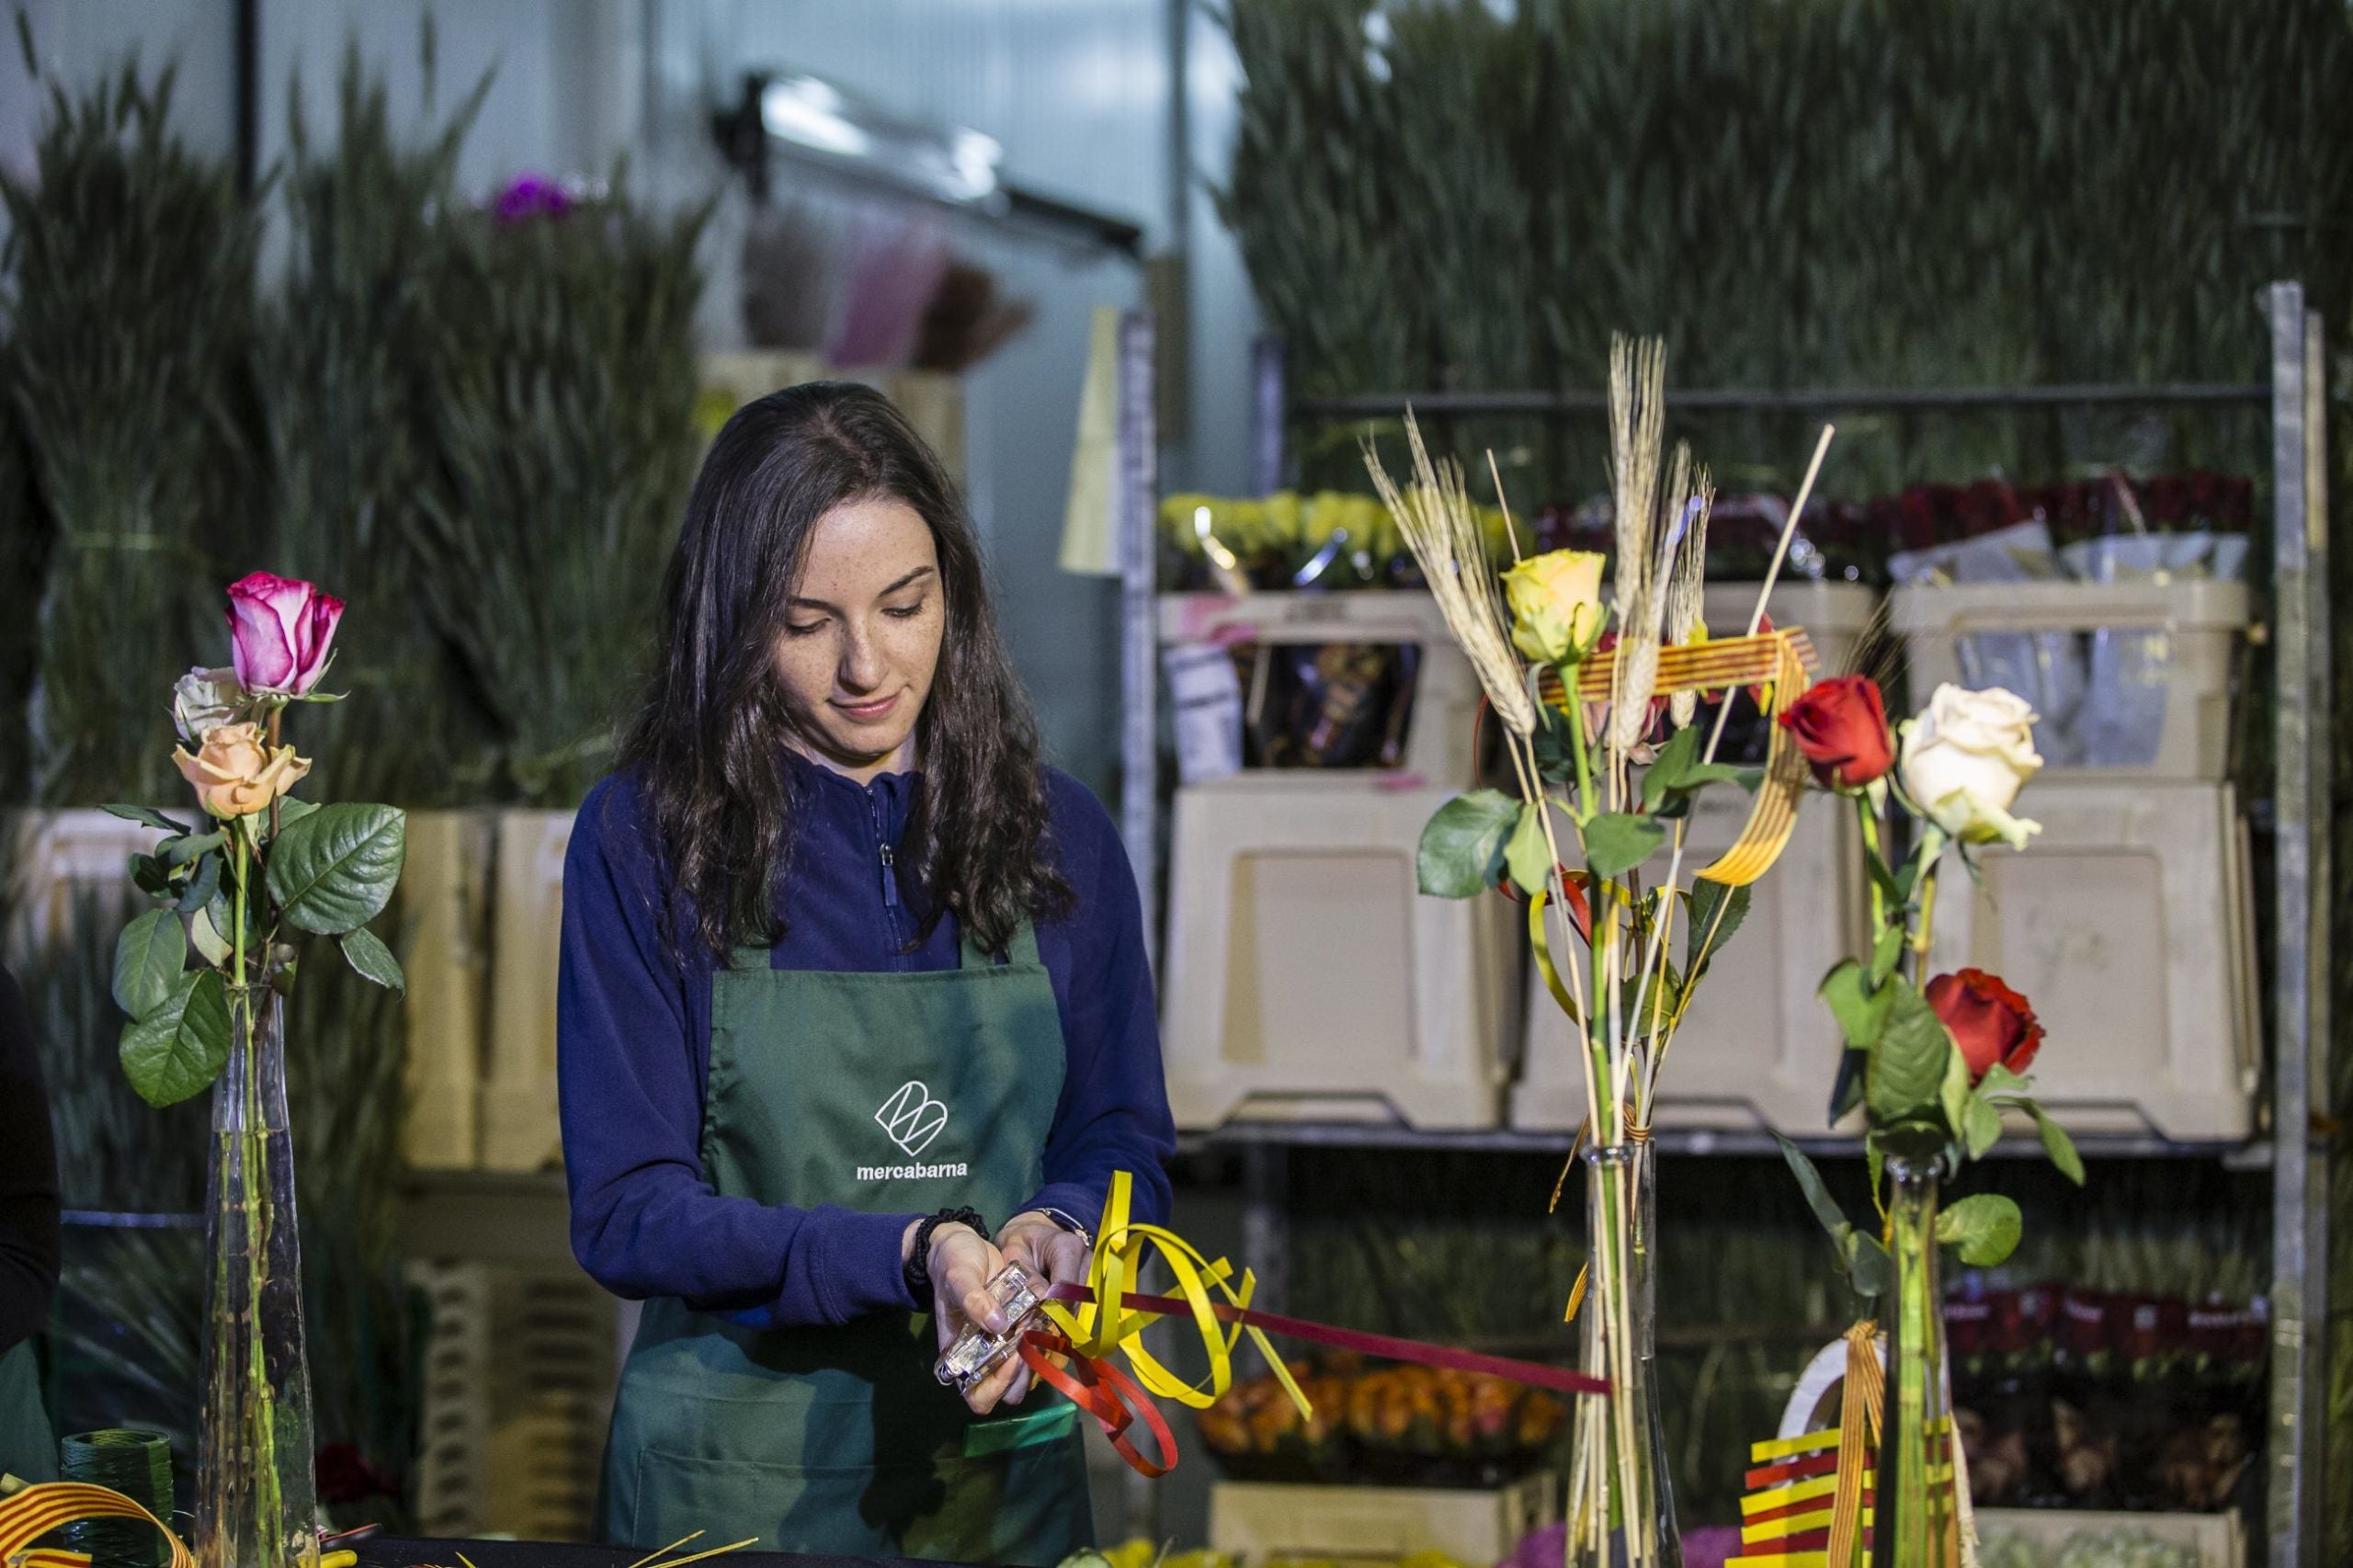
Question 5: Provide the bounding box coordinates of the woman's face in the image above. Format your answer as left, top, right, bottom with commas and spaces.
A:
773, 496, 945, 781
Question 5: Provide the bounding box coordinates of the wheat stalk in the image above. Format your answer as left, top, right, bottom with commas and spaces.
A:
1364, 413, 1536, 736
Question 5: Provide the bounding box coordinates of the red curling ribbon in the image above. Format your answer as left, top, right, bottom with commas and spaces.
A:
1048, 1283, 1608, 1399
1017, 1332, 1177, 1478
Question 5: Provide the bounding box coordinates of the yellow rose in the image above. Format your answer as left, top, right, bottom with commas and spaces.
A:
1502, 549, 1608, 664
172, 722, 313, 820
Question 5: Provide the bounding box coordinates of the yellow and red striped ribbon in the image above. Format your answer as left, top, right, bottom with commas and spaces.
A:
1825, 1321, 1885, 1568
0, 1483, 194, 1568
1535, 628, 1819, 888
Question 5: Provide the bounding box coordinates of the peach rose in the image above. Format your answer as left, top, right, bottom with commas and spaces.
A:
172, 722, 312, 819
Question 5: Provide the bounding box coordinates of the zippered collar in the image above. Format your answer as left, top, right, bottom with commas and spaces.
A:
782, 746, 923, 846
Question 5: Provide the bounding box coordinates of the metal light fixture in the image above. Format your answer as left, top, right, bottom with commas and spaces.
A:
713, 70, 1142, 257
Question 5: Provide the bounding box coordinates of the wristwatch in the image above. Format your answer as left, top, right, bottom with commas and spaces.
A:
904, 1207, 988, 1312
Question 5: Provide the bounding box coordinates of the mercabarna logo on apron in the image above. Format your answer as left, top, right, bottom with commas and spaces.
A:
859, 1079, 968, 1180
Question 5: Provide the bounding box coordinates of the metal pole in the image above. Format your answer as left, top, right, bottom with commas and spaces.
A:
1116, 311, 1161, 957
1249, 336, 1288, 495
2266, 280, 2325, 1566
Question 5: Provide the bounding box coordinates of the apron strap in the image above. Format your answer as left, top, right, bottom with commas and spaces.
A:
959, 918, 1040, 970
726, 943, 773, 972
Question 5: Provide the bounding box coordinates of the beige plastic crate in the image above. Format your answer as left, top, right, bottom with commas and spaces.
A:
482, 809, 574, 1172
1512, 789, 1866, 1135
1156, 591, 1482, 788
4, 808, 156, 954
1922, 778, 2257, 1141
400, 811, 494, 1170
1514, 581, 1877, 1135
1890, 579, 2251, 779
409, 1259, 620, 1543
1210, 1473, 1555, 1563
1974, 1506, 2244, 1567
1161, 784, 1519, 1130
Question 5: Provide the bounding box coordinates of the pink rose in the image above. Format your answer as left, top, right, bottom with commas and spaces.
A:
225, 572, 344, 696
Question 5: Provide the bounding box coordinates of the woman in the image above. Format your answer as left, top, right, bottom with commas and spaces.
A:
0, 960, 61, 1485
559, 382, 1174, 1565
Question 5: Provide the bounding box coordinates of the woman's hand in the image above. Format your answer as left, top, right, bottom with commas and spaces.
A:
924, 1221, 1024, 1414
992, 1212, 1089, 1406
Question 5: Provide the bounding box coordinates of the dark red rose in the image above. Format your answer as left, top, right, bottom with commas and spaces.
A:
1777, 674, 1893, 790
1956, 480, 2018, 538
1927, 968, 2044, 1081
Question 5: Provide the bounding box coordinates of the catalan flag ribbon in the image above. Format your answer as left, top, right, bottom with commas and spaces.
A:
1537, 626, 1820, 888
0, 1482, 194, 1568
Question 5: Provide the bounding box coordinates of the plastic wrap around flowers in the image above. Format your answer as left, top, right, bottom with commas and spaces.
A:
1013, 1172, 1607, 1478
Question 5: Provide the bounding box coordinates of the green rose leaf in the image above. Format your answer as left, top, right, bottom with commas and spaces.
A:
129, 853, 172, 899
157, 831, 225, 867
1869, 977, 1952, 1123
265, 798, 320, 843
1819, 960, 1893, 1051
111, 909, 187, 1019
1976, 1062, 2033, 1101
173, 851, 223, 916
1842, 1229, 1894, 1298
1583, 812, 1665, 880
1775, 1134, 1886, 1299
118, 970, 231, 1108
1869, 924, 1906, 987
1504, 801, 1554, 897
267, 803, 408, 935
1641, 726, 1761, 815
1938, 1036, 1973, 1141
1687, 878, 1751, 979
1964, 1096, 2006, 1159
2023, 1101, 2086, 1186
1416, 790, 1520, 899
1937, 1192, 2024, 1267
339, 927, 407, 994
188, 901, 232, 966
103, 803, 192, 835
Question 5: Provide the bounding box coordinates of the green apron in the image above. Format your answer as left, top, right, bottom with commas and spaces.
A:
0, 1339, 56, 1484
596, 921, 1092, 1564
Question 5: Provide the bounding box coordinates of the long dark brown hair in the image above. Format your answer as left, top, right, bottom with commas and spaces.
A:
620, 381, 1069, 963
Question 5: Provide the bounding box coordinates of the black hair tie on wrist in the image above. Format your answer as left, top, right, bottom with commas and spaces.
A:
904, 1206, 989, 1312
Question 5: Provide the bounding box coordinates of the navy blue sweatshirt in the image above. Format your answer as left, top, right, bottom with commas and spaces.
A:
557, 756, 1175, 1328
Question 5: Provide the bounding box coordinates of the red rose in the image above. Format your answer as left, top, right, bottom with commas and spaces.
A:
1777, 674, 1893, 790
1927, 968, 2044, 1081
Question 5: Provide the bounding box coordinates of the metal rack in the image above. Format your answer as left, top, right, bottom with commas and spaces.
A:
1111, 282, 2333, 1562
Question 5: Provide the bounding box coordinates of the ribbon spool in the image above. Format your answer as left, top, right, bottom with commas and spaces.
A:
57, 1434, 172, 1568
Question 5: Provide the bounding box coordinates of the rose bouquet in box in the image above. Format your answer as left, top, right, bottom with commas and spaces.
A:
1373, 337, 1836, 1566
1772, 675, 2085, 1568
95, 572, 407, 1568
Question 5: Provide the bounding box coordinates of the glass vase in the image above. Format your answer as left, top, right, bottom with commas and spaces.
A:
197, 987, 320, 1568
1873, 1155, 1961, 1568
1566, 1145, 1680, 1568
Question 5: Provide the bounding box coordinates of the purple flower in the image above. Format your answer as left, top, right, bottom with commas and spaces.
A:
494, 173, 573, 226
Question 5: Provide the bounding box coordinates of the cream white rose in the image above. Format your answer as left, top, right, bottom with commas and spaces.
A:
171, 666, 244, 744
1898, 684, 2042, 849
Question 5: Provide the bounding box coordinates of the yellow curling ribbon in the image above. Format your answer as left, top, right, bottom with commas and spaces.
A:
1043, 1171, 1314, 1425
0, 1483, 196, 1568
